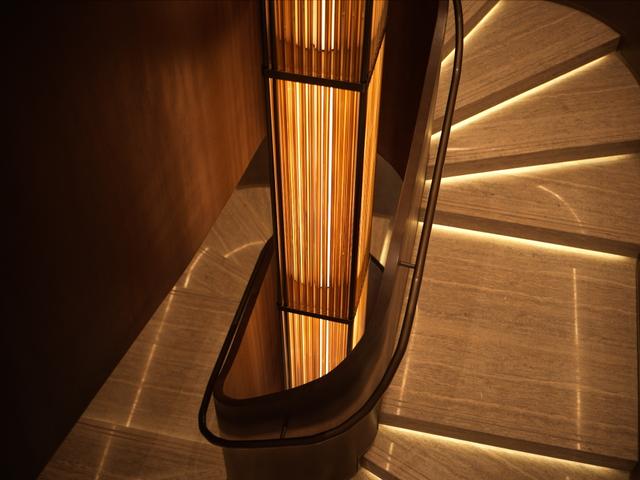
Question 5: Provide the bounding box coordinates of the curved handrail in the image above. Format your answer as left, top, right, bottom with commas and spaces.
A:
199, 0, 463, 449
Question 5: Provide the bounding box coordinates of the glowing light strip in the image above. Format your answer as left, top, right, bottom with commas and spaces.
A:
429, 224, 629, 261
537, 185, 585, 235
572, 267, 583, 450
184, 247, 208, 287
223, 241, 264, 259
382, 425, 621, 472
441, 0, 502, 66
125, 288, 176, 427
433, 55, 608, 135
435, 154, 630, 184
94, 432, 113, 480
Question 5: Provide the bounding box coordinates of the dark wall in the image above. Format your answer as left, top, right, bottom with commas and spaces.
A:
6, 2, 264, 477
378, 0, 441, 177
554, 0, 640, 81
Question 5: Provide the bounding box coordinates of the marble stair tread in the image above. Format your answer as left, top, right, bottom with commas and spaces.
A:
428, 153, 640, 255
353, 468, 382, 480
382, 225, 638, 469
41, 184, 271, 475
433, 53, 640, 176
178, 185, 272, 300
363, 425, 630, 480
434, 0, 619, 125
81, 290, 235, 443
40, 418, 225, 480
441, 0, 498, 58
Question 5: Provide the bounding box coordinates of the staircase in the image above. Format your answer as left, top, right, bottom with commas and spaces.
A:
362, 0, 639, 478
40, 1, 638, 478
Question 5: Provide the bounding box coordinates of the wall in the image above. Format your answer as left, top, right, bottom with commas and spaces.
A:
377, 0, 442, 178
5, 2, 264, 477
554, 0, 640, 81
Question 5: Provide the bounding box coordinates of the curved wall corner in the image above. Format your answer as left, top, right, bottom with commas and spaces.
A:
5, 2, 264, 477
553, 0, 640, 82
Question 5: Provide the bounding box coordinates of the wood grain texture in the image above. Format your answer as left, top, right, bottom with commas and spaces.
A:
441, 0, 498, 58
382, 225, 638, 468
434, 0, 619, 125
377, 0, 444, 177
431, 154, 640, 255
40, 418, 226, 480
363, 425, 630, 480
353, 468, 382, 480
224, 256, 285, 399
434, 53, 640, 175
40, 185, 272, 478
7, 2, 265, 477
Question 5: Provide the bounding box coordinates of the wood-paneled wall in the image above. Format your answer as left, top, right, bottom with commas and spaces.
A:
6, 2, 264, 477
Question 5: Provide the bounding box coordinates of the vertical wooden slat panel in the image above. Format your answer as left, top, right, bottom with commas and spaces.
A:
269, 0, 386, 387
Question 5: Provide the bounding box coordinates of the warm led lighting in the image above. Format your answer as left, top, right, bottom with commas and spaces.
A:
275, 79, 360, 318
286, 312, 348, 386
430, 224, 629, 261
267, 0, 387, 388
441, 0, 501, 66
222, 241, 264, 259
381, 425, 622, 472
572, 267, 583, 450
437, 154, 628, 184
433, 55, 608, 134
184, 247, 208, 286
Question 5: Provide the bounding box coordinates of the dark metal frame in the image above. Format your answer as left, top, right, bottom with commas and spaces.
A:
199, 0, 464, 454
263, 0, 384, 353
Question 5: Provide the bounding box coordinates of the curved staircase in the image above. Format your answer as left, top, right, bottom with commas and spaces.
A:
363, 0, 640, 478
41, 1, 639, 479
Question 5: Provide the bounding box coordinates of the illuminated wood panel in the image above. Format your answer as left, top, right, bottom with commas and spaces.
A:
286, 313, 349, 388
274, 78, 360, 319
441, 0, 498, 58
268, 1, 387, 386
357, 44, 384, 306
270, 0, 386, 82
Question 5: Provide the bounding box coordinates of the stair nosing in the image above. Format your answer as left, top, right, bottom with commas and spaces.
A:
428, 140, 640, 177
377, 412, 638, 471
428, 211, 640, 258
